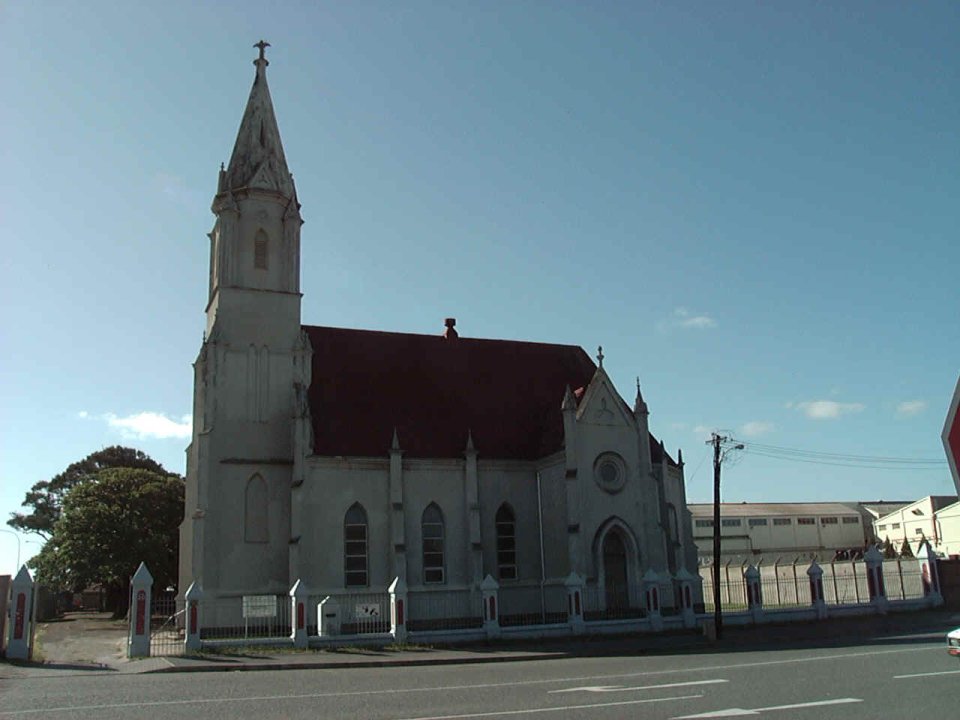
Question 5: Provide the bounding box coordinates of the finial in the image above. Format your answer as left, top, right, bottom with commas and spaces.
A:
253, 40, 271, 70
220, 162, 225, 172
597, 345, 604, 368
636, 376, 640, 394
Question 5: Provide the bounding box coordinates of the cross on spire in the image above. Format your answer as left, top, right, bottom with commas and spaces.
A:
254, 40, 271, 61
597, 346, 604, 368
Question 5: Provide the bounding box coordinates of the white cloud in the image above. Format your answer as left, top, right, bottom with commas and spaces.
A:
77, 410, 89, 419
741, 421, 775, 437
666, 307, 717, 330
88, 412, 192, 440
795, 400, 865, 420
896, 400, 926, 417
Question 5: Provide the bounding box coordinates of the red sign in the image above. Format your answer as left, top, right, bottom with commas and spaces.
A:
13, 593, 25, 640
944, 375, 960, 494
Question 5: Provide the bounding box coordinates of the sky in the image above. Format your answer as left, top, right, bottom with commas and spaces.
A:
2, 1, 958, 577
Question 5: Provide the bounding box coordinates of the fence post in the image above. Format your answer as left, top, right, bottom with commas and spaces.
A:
289, 579, 309, 648
388, 576, 408, 644
916, 540, 943, 607
806, 561, 827, 619
183, 581, 203, 652
481, 574, 500, 638
744, 565, 763, 622
564, 572, 585, 634
863, 545, 887, 614
6, 566, 35, 661
642, 569, 663, 631
675, 568, 698, 629
127, 562, 153, 658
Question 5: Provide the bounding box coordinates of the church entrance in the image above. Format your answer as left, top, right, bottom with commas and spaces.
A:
602, 530, 629, 610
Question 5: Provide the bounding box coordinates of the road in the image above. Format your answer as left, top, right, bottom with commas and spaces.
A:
1, 629, 956, 719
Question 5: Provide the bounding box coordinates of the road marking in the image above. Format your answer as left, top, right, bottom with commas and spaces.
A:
894, 669, 960, 679
672, 698, 863, 720
550, 679, 728, 693
0, 646, 936, 716
0, 694, 705, 718
392, 695, 704, 720
672, 698, 863, 719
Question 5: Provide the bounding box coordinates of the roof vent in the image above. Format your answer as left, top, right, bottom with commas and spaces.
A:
443, 318, 458, 340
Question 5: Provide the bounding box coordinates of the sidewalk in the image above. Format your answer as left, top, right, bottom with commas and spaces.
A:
4, 608, 957, 678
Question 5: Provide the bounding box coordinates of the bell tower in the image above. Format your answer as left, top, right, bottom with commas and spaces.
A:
181, 42, 309, 599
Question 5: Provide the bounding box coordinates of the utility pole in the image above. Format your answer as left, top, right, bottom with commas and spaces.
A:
707, 433, 743, 640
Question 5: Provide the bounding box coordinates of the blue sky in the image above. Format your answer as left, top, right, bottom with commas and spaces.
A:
2, 1, 958, 576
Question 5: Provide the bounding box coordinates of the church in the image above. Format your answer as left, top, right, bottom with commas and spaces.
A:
178, 44, 703, 624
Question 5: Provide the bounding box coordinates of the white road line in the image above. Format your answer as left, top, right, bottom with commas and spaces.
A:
392, 695, 705, 720
0, 694, 705, 718
0, 646, 936, 717
894, 669, 960, 679
672, 698, 863, 719
549, 679, 728, 693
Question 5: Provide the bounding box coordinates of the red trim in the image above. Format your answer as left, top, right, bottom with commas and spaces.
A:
397, 599, 404, 626
574, 591, 581, 616
297, 602, 305, 630
189, 604, 198, 635
135, 590, 146, 635
13, 593, 25, 640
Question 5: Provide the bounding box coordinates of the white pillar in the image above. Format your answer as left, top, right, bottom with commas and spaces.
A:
916, 540, 943, 607
481, 574, 501, 638
863, 545, 888, 614
564, 572, 585, 634
806, 561, 827, 619
127, 562, 153, 658
744, 565, 763, 623
675, 568, 698, 629
6, 566, 35, 661
389, 576, 408, 643
318, 596, 340, 636
642, 569, 663, 631
289, 579, 310, 648
184, 581, 203, 653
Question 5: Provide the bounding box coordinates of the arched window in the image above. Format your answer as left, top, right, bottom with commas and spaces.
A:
421, 503, 445, 584
666, 504, 680, 545
254, 229, 268, 270
244, 474, 268, 543
344, 503, 368, 587
495, 504, 517, 580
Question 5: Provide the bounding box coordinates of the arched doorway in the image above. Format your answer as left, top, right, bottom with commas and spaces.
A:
602, 530, 629, 610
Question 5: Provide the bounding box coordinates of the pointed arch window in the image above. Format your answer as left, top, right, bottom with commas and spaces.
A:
495, 504, 517, 580
244, 474, 268, 543
254, 229, 268, 270
344, 503, 368, 587
422, 503, 445, 584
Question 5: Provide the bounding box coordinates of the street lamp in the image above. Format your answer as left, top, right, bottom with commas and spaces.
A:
708, 434, 744, 640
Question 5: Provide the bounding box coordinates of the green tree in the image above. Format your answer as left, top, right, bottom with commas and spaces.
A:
881, 536, 897, 559
32, 467, 184, 615
8, 446, 168, 539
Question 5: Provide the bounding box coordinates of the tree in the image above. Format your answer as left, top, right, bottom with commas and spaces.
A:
881, 536, 897, 559
899, 538, 914, 558
8, 446, 168, 539
31, 467, 184, 615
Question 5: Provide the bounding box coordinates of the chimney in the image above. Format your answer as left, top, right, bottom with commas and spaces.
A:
443, 318, 458, 340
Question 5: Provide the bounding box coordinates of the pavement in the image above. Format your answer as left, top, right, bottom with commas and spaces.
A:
2, 607, 958, 679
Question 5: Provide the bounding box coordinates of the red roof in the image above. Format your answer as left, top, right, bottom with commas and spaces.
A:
303, 325, 672, 463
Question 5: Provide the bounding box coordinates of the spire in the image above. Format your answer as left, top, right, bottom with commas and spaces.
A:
222, 41, 295, 198
562, 385, 577, 412
634, 376, 648, 415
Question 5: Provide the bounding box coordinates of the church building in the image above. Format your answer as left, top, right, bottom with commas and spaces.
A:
178, 44, 703, 622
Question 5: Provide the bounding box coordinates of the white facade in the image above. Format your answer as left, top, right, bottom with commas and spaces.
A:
178, 48, 703, 616
688, 502, 872, 561
872, 496, 959, 556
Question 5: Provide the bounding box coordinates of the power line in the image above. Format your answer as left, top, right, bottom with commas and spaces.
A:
737, 440, 948, 470
738, 440, 945, 465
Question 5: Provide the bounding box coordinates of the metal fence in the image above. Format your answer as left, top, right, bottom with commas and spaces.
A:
150, 591, 185, 656
199, 593, 293, 641
408, 588, 482, 631
498, 584, 568, 626
580, 583, 648, 621
699, 557, 927, 612
311, 590, 391, 635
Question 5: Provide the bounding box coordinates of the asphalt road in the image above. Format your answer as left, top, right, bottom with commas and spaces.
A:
2, 629, 957, 719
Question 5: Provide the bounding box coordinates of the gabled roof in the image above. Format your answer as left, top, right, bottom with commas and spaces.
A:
303, 325, 673, 463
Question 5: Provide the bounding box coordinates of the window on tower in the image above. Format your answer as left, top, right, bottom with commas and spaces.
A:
254, 229, 268, 269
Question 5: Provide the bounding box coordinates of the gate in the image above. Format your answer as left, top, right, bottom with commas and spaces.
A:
150, 590, 185, 656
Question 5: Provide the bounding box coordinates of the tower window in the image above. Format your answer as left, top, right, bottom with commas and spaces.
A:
496, 504, 517, 580
254, 229, 268, 269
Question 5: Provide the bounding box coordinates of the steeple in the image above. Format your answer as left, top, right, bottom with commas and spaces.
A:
220, 40, 295, 199
633, 376, 648, 416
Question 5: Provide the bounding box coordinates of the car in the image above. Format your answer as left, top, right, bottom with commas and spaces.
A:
948, 627, 960, 658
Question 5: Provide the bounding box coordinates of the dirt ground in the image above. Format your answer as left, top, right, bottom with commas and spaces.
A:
34, 611, 128, 667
